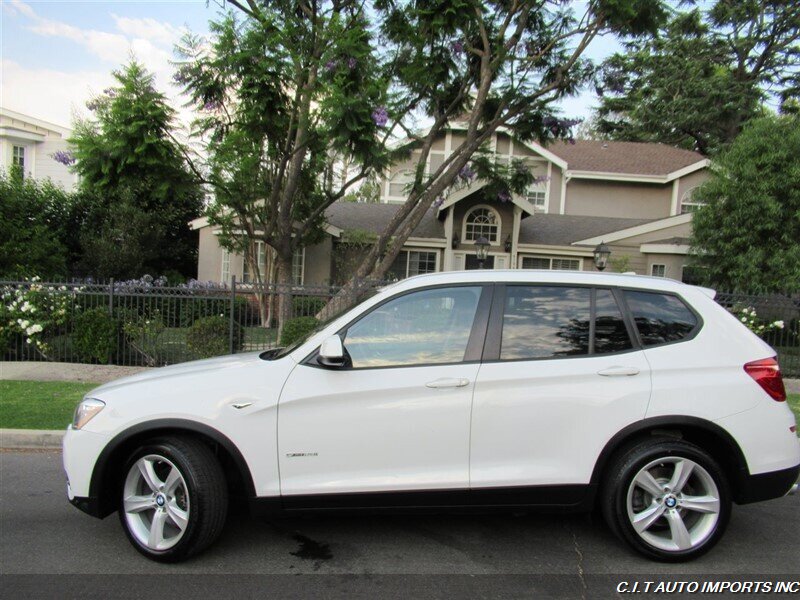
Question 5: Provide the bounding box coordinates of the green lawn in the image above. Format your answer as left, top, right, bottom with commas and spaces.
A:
789, 393, 800, 426
0, 380, 98, 430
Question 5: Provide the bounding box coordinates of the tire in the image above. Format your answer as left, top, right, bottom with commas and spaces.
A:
601, 438, 731, 562
118, 436, 228, 562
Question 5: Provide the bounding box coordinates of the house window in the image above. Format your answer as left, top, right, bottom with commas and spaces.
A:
651, 264, 666, 278
680, 187, 705, 213
292, 248, 305, 285
12, 145, 25, 177
221, 248, 231, 284
464, 206, 500, 243
520, 256, 581, 271
526, 189, 546, 210
242, 242, 267, 283
389, 250, 438, 280
388, 170, 413, 198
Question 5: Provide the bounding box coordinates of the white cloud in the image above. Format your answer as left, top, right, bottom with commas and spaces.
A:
112, 14, 187, 48
0, 59, 109, 127
2, 1, 197, 129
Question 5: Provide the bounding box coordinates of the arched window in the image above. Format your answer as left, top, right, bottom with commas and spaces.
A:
463, 206, 500, 242
680, 187, 705, 214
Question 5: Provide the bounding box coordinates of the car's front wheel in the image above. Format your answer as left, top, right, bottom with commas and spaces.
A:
602, 439, 731, 561
118, 436, 228, 562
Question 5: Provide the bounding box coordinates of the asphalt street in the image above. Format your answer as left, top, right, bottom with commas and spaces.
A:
1, 450, 798, 599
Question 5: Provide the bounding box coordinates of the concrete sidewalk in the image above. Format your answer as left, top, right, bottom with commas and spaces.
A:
0, 361, 151, 384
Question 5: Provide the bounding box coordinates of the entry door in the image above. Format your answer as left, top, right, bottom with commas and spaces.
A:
278, 285, 491, 498
470, 285, 652, 489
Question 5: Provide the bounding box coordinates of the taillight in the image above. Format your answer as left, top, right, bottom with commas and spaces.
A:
744, 357, 786, 402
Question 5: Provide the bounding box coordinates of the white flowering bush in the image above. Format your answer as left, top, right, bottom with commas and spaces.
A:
0, 278, 74, 358
734, 306, 785, 336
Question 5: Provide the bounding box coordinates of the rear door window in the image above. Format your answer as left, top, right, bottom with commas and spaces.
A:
501, 286, 591, 359
624, 291, 698, 346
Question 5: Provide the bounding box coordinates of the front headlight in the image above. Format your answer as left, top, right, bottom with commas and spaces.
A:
73, 398, 105, 429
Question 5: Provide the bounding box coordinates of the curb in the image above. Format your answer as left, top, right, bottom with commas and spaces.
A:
0, 428, 64, 450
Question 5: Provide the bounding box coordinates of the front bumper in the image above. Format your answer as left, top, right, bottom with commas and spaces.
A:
68, 489, 104, 517
62, 426, 111, 517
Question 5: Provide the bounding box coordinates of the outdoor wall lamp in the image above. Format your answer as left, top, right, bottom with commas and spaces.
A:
504, 234, 512, 253
593, 241, 611, 271
474, 236, 490, 269
452, 233, 460, 249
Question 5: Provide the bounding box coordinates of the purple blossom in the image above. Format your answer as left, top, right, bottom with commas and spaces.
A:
497, 190, 512, 203
172, 66, 191, 85
203, 100, 221, 111
433, 195, 445, 209
347, 57, 357, 70
450, 40, 465, 54
371, 106, 389, 127
103, 88, 117, 98
325, 59, 338, 72
533, 175, 551, 185
50, 150, 76, 166
85, 98, 101, 112
458, 165, 476, 182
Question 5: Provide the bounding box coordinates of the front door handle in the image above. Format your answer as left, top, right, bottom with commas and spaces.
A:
597, 366, 640, 377
426, 377, 470, 389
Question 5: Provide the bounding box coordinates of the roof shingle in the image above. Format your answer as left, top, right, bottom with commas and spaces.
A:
518, 213, 652, 246
546, 140, 705, 176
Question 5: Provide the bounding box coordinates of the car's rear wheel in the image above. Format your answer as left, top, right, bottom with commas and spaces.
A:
118, 436, 228, 562
602, 439, 731, 561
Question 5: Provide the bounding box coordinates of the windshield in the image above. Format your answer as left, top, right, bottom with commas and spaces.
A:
262, 288, 382, 360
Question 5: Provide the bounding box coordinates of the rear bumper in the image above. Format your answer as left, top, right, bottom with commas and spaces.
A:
736, 463, 800, 505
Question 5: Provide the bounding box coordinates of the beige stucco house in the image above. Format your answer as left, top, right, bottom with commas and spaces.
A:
0, 107, 77, 190
192, 126, 709, 286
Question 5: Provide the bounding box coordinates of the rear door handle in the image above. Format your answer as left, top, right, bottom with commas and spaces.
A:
426, 377, 470, 389
597, 366, 640, 377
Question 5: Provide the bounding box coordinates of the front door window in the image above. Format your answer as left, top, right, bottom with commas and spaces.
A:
344, 286, 483, 368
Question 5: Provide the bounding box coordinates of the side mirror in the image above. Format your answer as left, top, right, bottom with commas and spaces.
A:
317, 335, 346, 368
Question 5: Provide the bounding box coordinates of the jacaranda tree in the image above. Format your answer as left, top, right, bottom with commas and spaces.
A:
179, 1, 667, 330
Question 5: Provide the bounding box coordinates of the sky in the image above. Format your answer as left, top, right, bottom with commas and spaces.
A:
1, 0, 623, 131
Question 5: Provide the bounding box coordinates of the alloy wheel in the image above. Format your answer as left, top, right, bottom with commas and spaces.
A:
626, 456, 721, 553
123, 454, 190, 552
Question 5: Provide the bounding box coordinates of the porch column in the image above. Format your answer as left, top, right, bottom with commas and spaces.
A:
442, 206, 454, 271
510, 205, 522, 269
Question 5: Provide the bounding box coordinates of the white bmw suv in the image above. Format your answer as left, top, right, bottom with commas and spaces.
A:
63, 271, 799, 562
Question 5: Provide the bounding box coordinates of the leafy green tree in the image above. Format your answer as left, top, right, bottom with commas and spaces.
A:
0, 168, 70, 278
689, 114, 800, 292
71, 60, 203, 279
184, 1, 666, 328
79, 199, 167, 280
594, 3, 800, 155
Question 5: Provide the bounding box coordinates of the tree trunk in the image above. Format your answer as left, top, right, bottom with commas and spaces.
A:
275, 251, 294, 342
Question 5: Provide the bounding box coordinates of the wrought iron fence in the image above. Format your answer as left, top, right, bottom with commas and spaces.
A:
714, 291, 800, 378
0, 278, 383, 367
1, 280, 798, 376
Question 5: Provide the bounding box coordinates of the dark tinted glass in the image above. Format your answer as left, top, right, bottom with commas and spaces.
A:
625, 291, 698, 346
594, 290, 633, 354
501, 286, 590, 359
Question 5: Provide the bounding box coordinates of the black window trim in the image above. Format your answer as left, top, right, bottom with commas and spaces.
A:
301, 282, 494, 371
